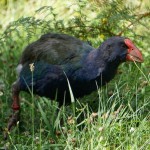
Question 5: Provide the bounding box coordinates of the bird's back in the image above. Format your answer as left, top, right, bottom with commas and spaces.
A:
18, 33, 95, 104
20, 33, 93, 65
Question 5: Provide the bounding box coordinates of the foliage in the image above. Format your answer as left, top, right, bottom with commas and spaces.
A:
0, 0, 150, 149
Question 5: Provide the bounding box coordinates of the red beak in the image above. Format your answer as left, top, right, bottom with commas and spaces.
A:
124, 39, 143, 63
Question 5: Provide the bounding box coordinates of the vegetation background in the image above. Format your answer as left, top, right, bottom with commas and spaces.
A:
0, 0, 150, 149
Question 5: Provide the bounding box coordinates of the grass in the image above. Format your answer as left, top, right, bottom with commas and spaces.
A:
0, 63, 149, 149
0, 0, 150, 149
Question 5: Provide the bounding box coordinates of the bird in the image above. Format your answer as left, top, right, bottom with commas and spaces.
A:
7, 33, 143, 133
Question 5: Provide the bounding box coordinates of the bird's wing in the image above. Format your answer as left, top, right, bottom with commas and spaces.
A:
20, 33, 94, 66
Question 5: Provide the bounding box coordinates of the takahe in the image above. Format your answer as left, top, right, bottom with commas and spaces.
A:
7, 33, 143, 132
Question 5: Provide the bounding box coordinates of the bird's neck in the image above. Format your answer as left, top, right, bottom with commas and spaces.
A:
81, 49, 120, 83
78, 49, 104, 80
84, 49, 104, 70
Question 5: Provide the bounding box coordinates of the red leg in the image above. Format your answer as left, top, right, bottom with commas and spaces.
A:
11, 89, 20, 111
4, 81, 21, 140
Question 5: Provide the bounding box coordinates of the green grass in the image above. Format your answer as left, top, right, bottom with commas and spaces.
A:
0, 62, 149, 149
0, 0, 150, 149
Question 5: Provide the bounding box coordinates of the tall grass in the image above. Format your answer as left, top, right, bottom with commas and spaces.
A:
2, 70, 149, 149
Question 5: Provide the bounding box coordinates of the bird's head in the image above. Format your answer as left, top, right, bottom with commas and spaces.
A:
98, 36, 143, 63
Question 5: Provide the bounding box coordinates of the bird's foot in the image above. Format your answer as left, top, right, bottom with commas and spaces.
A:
4, 110, 20, 140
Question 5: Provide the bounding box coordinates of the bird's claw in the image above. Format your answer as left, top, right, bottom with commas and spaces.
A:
8, 110, 20, 130
4, 110, 20, 140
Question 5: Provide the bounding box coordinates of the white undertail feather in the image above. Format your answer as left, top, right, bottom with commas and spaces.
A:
16, 64, 23, 75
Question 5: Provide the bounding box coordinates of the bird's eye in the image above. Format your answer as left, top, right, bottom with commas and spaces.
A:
107, 45, 111, 49
121, 44, 127, 48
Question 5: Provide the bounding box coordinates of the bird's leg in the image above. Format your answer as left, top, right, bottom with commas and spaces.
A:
4, 81, 20, 139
